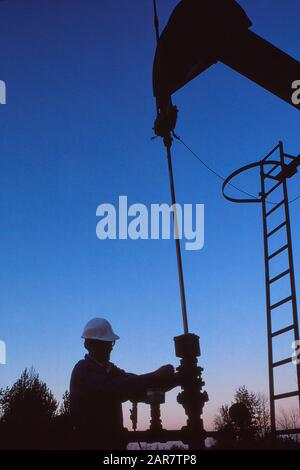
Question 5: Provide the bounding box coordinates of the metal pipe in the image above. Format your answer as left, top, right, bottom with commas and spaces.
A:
164, 137, 189, 335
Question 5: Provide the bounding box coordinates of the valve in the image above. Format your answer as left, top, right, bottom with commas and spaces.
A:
174, 333, 208, 449
145, 387, 165, 433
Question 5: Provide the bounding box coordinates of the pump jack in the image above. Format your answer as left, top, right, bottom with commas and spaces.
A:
124, 0, 300, 450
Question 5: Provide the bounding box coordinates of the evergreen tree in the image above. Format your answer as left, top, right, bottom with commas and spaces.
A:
0, 368, 58, 449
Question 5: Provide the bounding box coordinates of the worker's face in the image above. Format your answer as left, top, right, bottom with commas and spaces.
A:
93, 340, 114, 362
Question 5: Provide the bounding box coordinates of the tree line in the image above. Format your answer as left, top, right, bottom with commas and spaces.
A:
0, 368, 299, 449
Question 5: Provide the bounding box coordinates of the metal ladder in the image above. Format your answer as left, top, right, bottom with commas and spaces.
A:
260, 142, 300, 437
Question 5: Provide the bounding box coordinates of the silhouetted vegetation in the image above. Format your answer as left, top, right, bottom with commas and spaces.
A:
213, 385, 300, 449
0, 368, 71, 450
1, 373, 299, 450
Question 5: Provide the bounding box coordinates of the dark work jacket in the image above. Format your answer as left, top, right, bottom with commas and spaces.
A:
70, 355, 157, 449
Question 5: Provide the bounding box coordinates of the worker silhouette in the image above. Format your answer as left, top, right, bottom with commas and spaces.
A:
70, 318, 177, 449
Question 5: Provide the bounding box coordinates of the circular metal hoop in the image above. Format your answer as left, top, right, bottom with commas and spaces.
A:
222, 160, 281, 204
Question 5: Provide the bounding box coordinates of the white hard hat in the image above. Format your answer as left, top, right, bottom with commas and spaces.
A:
81, 318, 120, 342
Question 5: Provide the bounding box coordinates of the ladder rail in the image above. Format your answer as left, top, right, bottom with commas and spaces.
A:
260, 161, 276, 435
279, 142, 300, 408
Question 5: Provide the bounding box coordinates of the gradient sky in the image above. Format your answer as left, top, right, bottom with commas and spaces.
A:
0, 0, 300, 432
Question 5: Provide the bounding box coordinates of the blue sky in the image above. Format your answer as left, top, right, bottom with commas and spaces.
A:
0, 0, 300, 430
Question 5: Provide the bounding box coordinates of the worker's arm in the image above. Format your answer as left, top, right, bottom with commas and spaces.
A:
109, 364, 178, 402
70, 361, 177, 413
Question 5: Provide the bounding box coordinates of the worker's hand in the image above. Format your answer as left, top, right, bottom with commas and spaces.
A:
161, 373, 181, 392
155, 364, 175, 380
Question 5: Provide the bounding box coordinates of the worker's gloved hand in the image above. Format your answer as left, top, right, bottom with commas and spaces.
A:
155, 364, 175, 380
153, 365, 181, 392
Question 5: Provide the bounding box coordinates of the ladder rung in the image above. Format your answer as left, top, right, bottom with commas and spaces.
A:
266, 200, 284, 217
271, 324, 294, 338
267, 222, 286, 238
276, 428, 300, 436
272, 357, 293, 368
262, 143, 280, 161
269, 269, 290, 284
268, 244, 289, 260
265, 180, 282, 197
270, 296, 293, 311
274, 390, 300, 400
265, 174, 279, 181
265, 163, 280, 176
